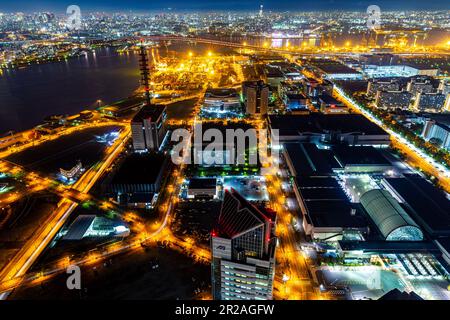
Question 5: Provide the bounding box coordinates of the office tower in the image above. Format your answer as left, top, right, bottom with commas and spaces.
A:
211, 189, 277, 300
243, 80, 270, 116
131, 105, 167, 152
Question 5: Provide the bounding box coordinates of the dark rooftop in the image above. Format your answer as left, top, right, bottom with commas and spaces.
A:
297, 175, 367, 229
384, 175, 450, 237
217, 189, 275, 239
63, 215, 96, 241
295, 176, 341, 189
205, 88, 239, 98
127, 193, 155, 204
436, 237, 450, 254
379, 289, 423, 301
310, 59, 361, 75
132, 104, 166, 123
188, 178, 217, 189
301, 188, 347, 201
304, 201, 367, 229
269, 113, 388, 137
284, 143, 341, 176
264, 65, 284, 78
111, 153, 167, 185
333, 146, 392, 167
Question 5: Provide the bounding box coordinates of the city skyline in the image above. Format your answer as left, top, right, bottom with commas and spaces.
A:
1, 0, 450, 12
0, 0, 449, 308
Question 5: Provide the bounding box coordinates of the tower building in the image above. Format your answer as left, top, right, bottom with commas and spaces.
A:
211, 189, 277, 300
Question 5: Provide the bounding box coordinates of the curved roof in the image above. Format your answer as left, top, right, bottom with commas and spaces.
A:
360, 189, 423, 241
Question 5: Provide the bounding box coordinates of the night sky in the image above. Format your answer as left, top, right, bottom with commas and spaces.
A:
0, 0, 449, 12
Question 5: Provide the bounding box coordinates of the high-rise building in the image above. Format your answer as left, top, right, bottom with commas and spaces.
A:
131, 105, 167, 152
211, 189, 277, 300
422, 120, 450, 150
243, 80, 269, 116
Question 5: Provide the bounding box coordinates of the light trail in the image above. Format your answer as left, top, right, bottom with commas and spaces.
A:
0, 126, 131, 298
334, 86, 450, 192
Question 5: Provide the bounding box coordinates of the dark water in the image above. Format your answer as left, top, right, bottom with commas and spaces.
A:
0, 47, 140, 134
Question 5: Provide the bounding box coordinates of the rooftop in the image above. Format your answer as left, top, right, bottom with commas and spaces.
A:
295, 176, 341, 189
384, 175, 450, 237
110, 153, 167, 185
297, 175, 368, 229
333, 146, 392, 167
63, 215, 95, 241
216, 189, 275, 239
310, 59, 361, 75
188, 178, 217, 189
379, 289, 423, 301
360, 189, 423, 241
285, 143, 341, 176
304, 201, 367, 229
205, 88, 239, 98
269, 114, 388, 137
132, 104, 166, 123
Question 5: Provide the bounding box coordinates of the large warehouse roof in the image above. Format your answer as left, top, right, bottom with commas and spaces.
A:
383, 175, 450, 237
268, 114, 389, 137
360, 189, 423, 241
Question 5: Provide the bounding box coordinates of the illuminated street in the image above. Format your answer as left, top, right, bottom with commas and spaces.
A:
0, 1, 449, 310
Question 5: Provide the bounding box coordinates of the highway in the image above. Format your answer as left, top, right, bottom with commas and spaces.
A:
333, 86, 450, 193
253, 120, 319, 300
0, 119, 127, 160
137, 35, 450, 56
267, 166, 318, 300
0, 126, 131, 299
0, 144, 212, 295
0, 97, 209, 297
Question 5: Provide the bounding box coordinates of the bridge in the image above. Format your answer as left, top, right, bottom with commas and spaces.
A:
134, 35, 314, 55
129, 35, 450, 57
